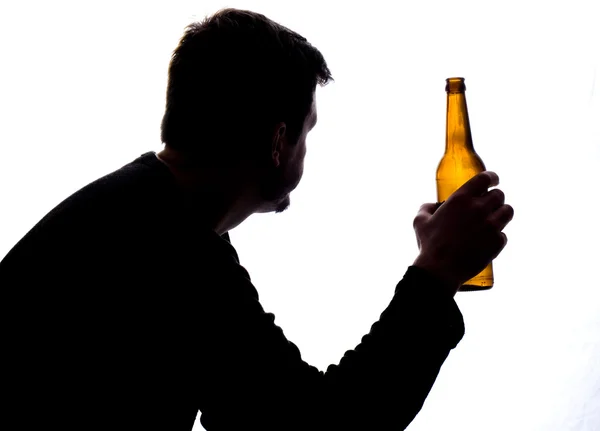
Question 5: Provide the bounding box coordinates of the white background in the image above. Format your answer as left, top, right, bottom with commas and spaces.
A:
1, 1, 599, 430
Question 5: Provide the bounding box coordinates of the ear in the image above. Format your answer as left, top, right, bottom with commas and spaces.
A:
271, 122, 287, 168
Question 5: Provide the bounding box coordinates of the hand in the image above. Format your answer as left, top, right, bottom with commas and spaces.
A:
412, 171, 514, 294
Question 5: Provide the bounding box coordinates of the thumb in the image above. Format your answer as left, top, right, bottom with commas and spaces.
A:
414, 201, 445, 227
413, 202, 437, 230
418, 202, 442, 216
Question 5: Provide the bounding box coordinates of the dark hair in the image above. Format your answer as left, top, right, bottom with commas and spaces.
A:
160, 8, 333, 164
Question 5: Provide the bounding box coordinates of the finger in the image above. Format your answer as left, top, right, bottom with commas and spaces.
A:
457, 171, 500, 197
498, 232, 508, 254
480, 188, 505, 212
491, 232, 508, 260
488, 204, 514, 231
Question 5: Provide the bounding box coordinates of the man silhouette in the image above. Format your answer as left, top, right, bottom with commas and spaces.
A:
1, 7, 513, 431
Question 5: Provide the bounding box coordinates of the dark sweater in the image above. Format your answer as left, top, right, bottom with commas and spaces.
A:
0, 152, 464, 431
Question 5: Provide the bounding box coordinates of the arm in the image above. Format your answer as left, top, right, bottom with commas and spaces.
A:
182, 247, 463, 431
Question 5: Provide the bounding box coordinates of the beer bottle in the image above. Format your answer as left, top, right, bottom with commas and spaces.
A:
436, 77, 493, 291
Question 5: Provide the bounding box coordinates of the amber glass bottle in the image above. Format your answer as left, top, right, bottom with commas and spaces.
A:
436, 77, 493, 291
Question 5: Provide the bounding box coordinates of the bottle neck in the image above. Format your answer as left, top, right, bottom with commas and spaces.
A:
445, 91, 475, 153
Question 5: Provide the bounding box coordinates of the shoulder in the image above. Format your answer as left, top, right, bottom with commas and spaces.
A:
0, 152, 172, 272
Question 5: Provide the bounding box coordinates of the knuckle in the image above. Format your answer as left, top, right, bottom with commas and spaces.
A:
498, 233, 508, 251
413, 215, 422, 229
450, 192, 469, 206
497, 205, 514, 225
487, 233, 506, 258
473, 198, 488, 215
498, 230, 507, 244
504, 204, 515, 219
488, 171, 500, 185
492, 188, 505, 203
485, 215, 502, 232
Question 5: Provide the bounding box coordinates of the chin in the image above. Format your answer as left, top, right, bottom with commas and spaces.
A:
274, 195, 291, 213
258, 194, 290, 214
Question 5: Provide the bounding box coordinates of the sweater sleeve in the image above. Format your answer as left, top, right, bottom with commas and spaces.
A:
182, 244, 464, 431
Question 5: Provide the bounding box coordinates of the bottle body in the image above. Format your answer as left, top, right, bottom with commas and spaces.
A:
436, 77, 493, 291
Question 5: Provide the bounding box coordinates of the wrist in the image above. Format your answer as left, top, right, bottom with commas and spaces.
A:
412, 255, 461, 296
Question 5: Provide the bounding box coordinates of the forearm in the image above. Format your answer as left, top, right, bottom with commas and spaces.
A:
319, 265, 464, 430
195, 263, 464, 431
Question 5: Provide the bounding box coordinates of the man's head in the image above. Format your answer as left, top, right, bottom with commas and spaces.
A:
160, 8, 332, 213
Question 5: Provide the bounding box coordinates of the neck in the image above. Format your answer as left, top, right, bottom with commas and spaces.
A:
156, 148, 260, 236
